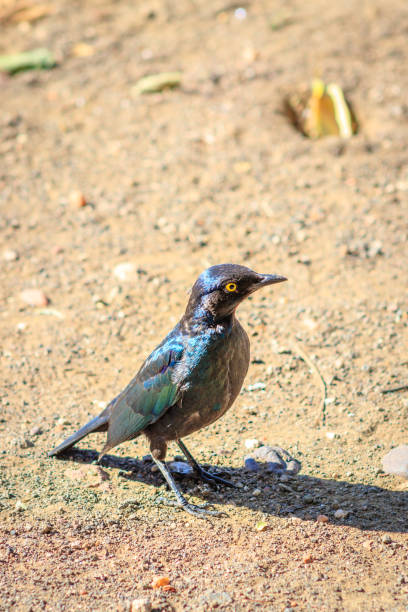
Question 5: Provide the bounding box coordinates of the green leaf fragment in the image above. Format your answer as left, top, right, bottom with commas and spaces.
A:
0, 48, 56, 74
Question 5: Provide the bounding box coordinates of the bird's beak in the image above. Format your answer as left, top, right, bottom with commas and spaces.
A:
246, 273, 287, 295
257, 273, 288, 287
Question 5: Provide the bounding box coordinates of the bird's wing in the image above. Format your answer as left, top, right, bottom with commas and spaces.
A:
103, 340, 184, 451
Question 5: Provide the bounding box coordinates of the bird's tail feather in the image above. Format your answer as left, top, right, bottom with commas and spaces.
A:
48, 410, 109, 456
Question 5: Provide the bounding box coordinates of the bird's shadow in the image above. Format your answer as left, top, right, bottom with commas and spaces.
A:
52, 448, 408, 533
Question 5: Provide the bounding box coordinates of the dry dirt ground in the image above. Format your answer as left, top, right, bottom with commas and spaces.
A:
1, 0, 408, 610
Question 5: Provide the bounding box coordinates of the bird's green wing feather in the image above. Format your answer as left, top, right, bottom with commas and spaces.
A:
104, 341, 184, 451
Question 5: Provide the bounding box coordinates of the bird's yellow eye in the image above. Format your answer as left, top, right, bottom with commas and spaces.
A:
225, 282, 237, 292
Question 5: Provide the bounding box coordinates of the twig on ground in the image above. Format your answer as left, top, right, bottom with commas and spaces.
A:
380, 385, 408, 395
293, 340, 328, 425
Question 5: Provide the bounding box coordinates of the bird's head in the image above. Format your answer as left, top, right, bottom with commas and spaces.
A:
185, 263, 287, 324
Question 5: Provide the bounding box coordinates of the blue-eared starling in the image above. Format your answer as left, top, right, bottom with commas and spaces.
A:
49, 264, 287, 517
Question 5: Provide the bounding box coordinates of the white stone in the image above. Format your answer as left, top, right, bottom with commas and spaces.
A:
113, 262, 136, 282
3, 248, 19, 261
245, 438, 261, 450
334, 509, 348, 519
130, 598, 152, 612
382, 445, 408, 479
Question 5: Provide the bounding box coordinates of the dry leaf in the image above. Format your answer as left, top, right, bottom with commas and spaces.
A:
151, 576, 170, 589
285, 79, 357, 139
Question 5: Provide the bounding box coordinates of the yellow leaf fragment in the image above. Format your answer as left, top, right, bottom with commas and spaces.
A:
132, 72, 182, 95
255, 520, 268, 531
305, 79, 354, 139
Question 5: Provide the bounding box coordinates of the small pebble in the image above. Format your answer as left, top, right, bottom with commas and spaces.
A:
19, 437, 34, 449
334, 509, 348, 519
367, 240, 383, 257
119, 499, 140, 510
69, 190, 87, 208
71, 43, 94, 58
244, 457, 259, 472
113, 262, 136, 282
246, 445, 301, 476
30, 426, 43, 436
245, 438, 260, 450
252, 488, 261, 496
247, 382, 266, 392
130, 598, 152, 612
317, 514, 329, 523
3, 248, 19, 261
20, 288, 49, 307
381, 534, 392, 544
234, 7, 247, 20
168, 461, 193, 475
233, 161, 252, 174
242, 47, 258, 62
56, 417, 70, 426
382, 445, 408, 479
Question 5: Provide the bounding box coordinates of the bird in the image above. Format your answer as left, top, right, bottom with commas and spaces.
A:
49, 263, 287, 517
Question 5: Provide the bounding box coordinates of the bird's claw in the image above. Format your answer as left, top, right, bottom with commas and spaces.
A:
156, 497, 226, 518
181, 502, 227, 518
195, 469, 236, 489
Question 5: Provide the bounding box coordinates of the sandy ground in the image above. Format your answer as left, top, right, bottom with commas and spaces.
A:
1, 0, 407, 610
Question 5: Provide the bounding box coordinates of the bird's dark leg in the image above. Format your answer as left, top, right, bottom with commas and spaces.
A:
177, 439, 236, 488
150, 454, 224, 518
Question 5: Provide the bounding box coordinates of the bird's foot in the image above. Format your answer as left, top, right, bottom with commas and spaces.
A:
194, 468, 236, 489
176, 440, 236, 489
157, 497, 226, 518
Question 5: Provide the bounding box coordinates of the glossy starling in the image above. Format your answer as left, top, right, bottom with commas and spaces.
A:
49, 264, 287, 516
